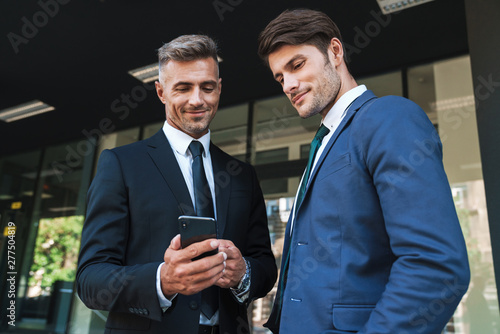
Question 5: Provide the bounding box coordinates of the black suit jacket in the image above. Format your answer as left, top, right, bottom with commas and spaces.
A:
77, 130, 277, 333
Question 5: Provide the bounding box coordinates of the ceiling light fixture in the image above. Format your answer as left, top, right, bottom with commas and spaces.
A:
0, 100, 55, 123
376, 0, 434, 15
128, 63, 159, 83
129, 56, 224, 83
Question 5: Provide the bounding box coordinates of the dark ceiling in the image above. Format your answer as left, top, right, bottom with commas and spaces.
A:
0, 0, 468, 157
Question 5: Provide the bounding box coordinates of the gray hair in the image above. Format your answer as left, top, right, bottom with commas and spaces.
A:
157, 35, 219, 74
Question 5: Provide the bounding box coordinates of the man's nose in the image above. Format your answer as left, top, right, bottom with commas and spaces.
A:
283, 74, 299, 95
188, 87, 204, 106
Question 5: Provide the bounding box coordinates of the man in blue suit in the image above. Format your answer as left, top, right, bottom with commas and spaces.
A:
258, 9, 470, 334
77, 35, 277, 334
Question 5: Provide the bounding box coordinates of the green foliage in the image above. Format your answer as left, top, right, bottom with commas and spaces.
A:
28, 216, 84, 290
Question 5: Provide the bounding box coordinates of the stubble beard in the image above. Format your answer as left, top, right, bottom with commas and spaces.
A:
182, 113, 212, 136
296, 60, 341, 119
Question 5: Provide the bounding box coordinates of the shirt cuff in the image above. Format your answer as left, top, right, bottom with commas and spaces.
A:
230, 258, 251, 303
156, 262, 177, 311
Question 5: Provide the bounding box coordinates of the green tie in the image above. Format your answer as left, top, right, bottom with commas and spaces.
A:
295, 124, 330, 215
276, 124, 330, 317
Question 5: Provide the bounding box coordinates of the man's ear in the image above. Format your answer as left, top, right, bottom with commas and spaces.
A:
218, 78, 222, 95
328, 37, 344, 67
155, 81, 166, 104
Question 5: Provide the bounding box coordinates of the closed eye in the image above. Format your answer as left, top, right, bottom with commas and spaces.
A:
293, 60, 305, 71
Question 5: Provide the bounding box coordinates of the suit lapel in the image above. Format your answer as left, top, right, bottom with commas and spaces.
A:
209, 143, 230, 238
297, 90, 377, 213
146, 130, 195, 216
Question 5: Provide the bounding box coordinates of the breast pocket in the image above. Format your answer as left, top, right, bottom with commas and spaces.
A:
317, 153, 351, 181
332, 304, 375, 332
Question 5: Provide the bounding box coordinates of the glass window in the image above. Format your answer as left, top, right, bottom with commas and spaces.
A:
255, 148, 289, 165
210, 103, 248, 158
0, 150, 42, 332
142, 121, 164, 140
11, 140, 94, 332
409, 55, 499, 333
357, 70, 403, 98
253, 95, 320, 165
253, 195, 296, 330
95, 127, 140, 160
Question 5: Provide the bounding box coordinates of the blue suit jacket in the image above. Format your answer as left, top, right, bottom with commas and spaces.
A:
265, 90, 470, 333
77, 130, 277, 334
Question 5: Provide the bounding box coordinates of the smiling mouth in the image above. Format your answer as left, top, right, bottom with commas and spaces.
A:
292, 91, 308, 105
185, 109, 209, 115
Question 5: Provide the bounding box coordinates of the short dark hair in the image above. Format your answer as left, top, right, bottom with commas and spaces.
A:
157, 34, 219, 71
258, 9, 347, 66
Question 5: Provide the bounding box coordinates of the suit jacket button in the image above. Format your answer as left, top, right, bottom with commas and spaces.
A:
189, 301, 199, 310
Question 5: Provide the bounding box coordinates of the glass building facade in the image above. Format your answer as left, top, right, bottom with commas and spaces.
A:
0, 54, 499, 333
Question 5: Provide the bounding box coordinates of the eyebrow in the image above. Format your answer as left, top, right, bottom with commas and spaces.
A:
172, 80, 218, 88
273, 54, 307, 81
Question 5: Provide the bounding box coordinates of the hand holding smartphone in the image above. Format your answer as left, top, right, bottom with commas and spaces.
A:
178, 215, 218, 260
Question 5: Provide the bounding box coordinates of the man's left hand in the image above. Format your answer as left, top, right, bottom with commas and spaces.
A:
215, 239, 246, 289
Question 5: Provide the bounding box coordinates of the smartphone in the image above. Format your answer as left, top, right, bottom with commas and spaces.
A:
178, 215, 218, 260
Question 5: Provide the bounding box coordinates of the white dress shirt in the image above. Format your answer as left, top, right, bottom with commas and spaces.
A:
156, 121, 218, 324
155, 120, 249, 325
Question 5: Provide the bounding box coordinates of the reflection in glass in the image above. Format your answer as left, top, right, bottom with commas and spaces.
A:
210, 103, 248, 157
12, 141, 94, 332
410, 55, 500, 333
254, 96, 320, 165
0, 150, 42, 332
357, 71, 403, 98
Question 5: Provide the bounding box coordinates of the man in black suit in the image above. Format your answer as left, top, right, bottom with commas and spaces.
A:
76, 34, 277, 334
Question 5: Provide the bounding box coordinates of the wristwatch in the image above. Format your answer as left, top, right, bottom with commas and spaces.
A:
230, 258, 251, 297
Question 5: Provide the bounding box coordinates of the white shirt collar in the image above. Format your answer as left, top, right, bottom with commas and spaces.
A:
162, 121, 211, 157
322, 85, 367, 129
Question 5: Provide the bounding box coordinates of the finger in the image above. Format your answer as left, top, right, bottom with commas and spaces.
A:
170, 234, 182, 250
180, 238, 220, 261
190, 255, 226, 286
185, 251, 227, 276
217, 239, 235, 249
214, 276, 231, 288
220, 246, 241, 260
171, 261, 226, 296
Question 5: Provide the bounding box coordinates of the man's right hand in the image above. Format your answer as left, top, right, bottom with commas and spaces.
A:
160, 234, 226, 298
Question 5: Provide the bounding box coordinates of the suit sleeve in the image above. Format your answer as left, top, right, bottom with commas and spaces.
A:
353, 97, 470, 333
76, 149, 164, 321
244, 165, 278, 303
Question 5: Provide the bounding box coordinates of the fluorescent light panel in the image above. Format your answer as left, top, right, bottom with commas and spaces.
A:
376, 0, 434, 14
128, 64, 159, 83
129, 56, 223, 83
0, 100, 55, 123
48, 206, 77, 212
